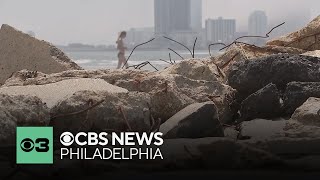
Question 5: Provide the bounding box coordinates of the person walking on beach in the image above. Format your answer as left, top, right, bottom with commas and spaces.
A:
116, 31, 128, 69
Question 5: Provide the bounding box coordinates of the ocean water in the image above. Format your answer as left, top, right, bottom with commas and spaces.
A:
65, 50, 215, 71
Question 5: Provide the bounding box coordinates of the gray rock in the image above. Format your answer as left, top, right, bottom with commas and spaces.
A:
227, 54, 320, 99
283, 82, 320, 115
3, 68, 237, 124
0, 94, 49, 143
291, 97, 320, 127
158, 138, 284, 169
50, 91, 152, 134
242, 137, 320, 158
240, 83, 282, 121
0, 24, 82, 85
160, 102, 224, 139
160, 58, 225, 81
0, 78, 128, 108
239, 118, 320, 140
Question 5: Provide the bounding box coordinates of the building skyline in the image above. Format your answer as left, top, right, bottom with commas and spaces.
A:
248, 10, 268, 45
205, 17, 236, 45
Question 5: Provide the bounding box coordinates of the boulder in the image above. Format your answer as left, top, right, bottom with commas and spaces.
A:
0, 94, 49, 143
283, 82, 320, 115
239, 118, 320, 140
0, 24, 82, 85
227, 54, 320, 99
239, 83, 282, 121
3, 68, 237, 124
302, 50, 320, 58
212, 44, 306, 73
158, 138, 283, 169
291, 97, 320, 127
160, 59, 225, 81
3, 69, 151, 87
50, 91, 152, 134
267, 16, 320, 51
159, 102, 224, 139
0, 78, 128, 108
242, 138, 320, 160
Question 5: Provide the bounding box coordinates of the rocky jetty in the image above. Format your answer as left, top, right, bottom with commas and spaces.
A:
1, 16, 320, 177
0, 24, 82, 85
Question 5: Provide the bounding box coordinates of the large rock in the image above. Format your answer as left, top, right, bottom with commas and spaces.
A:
267, 16, 320, 51
159, 138, 283, 169
212, 44, 306, 73
228, 54, 320, 99
0, 78, 128, 108
239, 83, 282, 121
0, 24, 82, 85
239, 118, 320, 140
291, 97, 320, 127
283, 82, 320, 115
160, 59, 225, 81
0, 94, 49, 143
302, 50, 320, 58
3, 68, 237, 124
50, 91, 152, 134
160, 102, 224, 139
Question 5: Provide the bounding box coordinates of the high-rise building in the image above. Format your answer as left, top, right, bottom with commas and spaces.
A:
154, 0, 171, 35
190, 0, 202, 31
205, 17, 236, 44
248, 11, 268, 36
154, 0, 203, 47
154, 0, 202, 35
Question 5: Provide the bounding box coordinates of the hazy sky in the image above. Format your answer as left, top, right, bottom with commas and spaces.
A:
0, 0, 319, 45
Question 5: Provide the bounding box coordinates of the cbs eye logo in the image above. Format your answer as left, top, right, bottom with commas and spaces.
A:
60, 132, 74, 146
20, 138, 50, 152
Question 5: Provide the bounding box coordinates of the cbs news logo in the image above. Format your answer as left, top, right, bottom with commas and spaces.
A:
16, 127, 53, 164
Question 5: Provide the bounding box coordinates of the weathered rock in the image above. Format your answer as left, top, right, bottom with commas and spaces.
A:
159, 138, 283, 169
228, 54, 320, 99
283, 82, 320, 115
291, 97, 320, 127
3, 69, 151, 87
3, 68, 237, 124
302, 50, 320, 58
267, 16, 320, 51
239, 118, 320, 140
159, 102, 224, 139
212, 44, 306, 73
224, 127, 239, 140
50, 91, 152, 134
242, 137, 320, 159
239, 83, 282, 121
160, 59, 225, 81
239, 119, 287, 140
0, 94, 49, 143
0, 24, 82, 85
0, 78, 128, 108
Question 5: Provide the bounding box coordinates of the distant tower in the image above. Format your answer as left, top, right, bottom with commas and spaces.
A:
190, 0, 202, 31
205, 17, 236, 44
154, 0, 171, 35
248, 10, 268, 36
154, 0, 199, 35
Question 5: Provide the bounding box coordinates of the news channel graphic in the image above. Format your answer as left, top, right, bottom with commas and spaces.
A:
16, 127, 53, 164
16, 127, 164, 164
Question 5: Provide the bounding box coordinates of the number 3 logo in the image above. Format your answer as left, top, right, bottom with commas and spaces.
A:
20, 138, 50, 152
